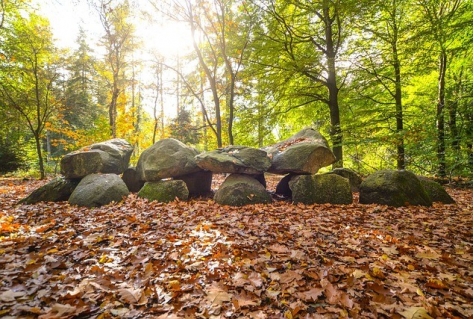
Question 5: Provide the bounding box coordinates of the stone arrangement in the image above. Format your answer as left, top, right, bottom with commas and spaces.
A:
19, 127, 455, 207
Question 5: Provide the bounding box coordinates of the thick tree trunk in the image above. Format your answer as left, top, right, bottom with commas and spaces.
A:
436, 51, 447, 177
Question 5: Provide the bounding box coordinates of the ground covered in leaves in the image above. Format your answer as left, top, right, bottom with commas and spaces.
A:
0, 176, 472, 319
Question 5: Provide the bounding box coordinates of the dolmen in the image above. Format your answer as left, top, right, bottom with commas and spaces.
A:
19, 127, 455, 207
20, 138, 134, 207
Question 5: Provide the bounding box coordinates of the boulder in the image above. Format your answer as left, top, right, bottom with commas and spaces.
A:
68, 174, 129, 207
359, 170, 432, 207
175, 171, 213, 197
289, 174, 352, 205
18, 177, 80, 204
214, 174, 272, 206
90, 138, 134, 172
265, 128, 336, 175
122, 167, 145, 193
60, 138, 133, 179
195, 146, 271, 175
136, 138, 201, 181
60, 150, 110, 179
417, 176, 455, 204
138, 180, 189, 203
326, 168, 363, 192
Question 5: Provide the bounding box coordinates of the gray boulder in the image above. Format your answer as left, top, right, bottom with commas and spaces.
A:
196, 146, 271, 175
175, 171, 213, 197
138, 180, 189, 203
60, 138, 133, 179
289, 174, 352, 205
265, 128, 336, 175
69, 174, 129, 207
214, 174, 272, 206
136, 138, 201, 181
417, 176, 455, 204
359, 170, 432, 207
326, 168, 363, 192
19, 177, 79, 204
122, 167, 145, 193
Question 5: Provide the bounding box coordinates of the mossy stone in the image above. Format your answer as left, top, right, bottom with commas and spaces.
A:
138, 180, 189, 203
360, 170, 432, 207
289, 174, 352, 205
214, 174, 272, 206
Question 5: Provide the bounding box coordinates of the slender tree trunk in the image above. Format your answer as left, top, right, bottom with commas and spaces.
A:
227, 81, 235, 145
34, 134, 45, 180
323, 1, 343, 168
436, 51, 447, 177
392, 43, 405, 170
109, 73, 119, 138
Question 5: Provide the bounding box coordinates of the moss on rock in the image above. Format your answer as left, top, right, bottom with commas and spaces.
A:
138, 180, 189, 203
214, 174, 272, 206
359, 170, 432, 207
289, 174, 352, 205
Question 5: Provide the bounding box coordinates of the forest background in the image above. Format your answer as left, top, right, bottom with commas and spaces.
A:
0, 0, 472, 181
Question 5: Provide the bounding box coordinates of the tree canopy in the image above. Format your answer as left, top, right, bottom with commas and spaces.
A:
0, 0, 471, 179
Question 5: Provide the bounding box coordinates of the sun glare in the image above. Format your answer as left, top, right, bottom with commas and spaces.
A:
141, 21, 194, 59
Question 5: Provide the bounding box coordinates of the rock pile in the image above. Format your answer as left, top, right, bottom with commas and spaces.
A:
21, 138, 133, 207
19, 127, 455, 208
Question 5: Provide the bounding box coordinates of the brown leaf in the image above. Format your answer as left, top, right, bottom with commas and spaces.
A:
118, 288, 144, 305
295, 287, 323, 301
233, 291, 260, 308
206, 282, 232, 305
398, 306, 433, 319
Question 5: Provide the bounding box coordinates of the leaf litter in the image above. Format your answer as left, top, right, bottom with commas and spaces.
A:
0, 177, 472, 318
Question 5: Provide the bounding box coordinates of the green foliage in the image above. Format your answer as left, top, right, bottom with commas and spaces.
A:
0, 140, 27, 173
169, 109, 200, 146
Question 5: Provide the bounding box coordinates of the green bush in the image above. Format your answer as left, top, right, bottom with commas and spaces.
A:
0, 141, 28, 174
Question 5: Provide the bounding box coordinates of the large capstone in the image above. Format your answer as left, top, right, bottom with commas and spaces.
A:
265, 128, 336, 175
68, 173, 129, 207
60, 138, 133, 179
289, 174, 352, 205
214, 174, 272, 206
195, 146, 271, 174
138, 180, 189, 203
359, 170, 432, 207
136, 138, 201, 181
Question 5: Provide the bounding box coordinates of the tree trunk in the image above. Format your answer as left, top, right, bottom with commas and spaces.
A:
436, 51, 447, 177
109, 83, 119, 138
393, 42, 405, 170
227, 80, 235, 146
34, 134, 45, 180
323, 0, 343, 168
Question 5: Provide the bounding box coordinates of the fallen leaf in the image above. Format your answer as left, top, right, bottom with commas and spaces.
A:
206, 282, 232, 305
118, 288, 144, 305
398, 306, 433, 319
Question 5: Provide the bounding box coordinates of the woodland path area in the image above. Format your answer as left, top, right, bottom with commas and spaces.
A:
0, 177, 472, 319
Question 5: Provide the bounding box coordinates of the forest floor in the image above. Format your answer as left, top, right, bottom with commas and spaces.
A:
0, 176, 472, 319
